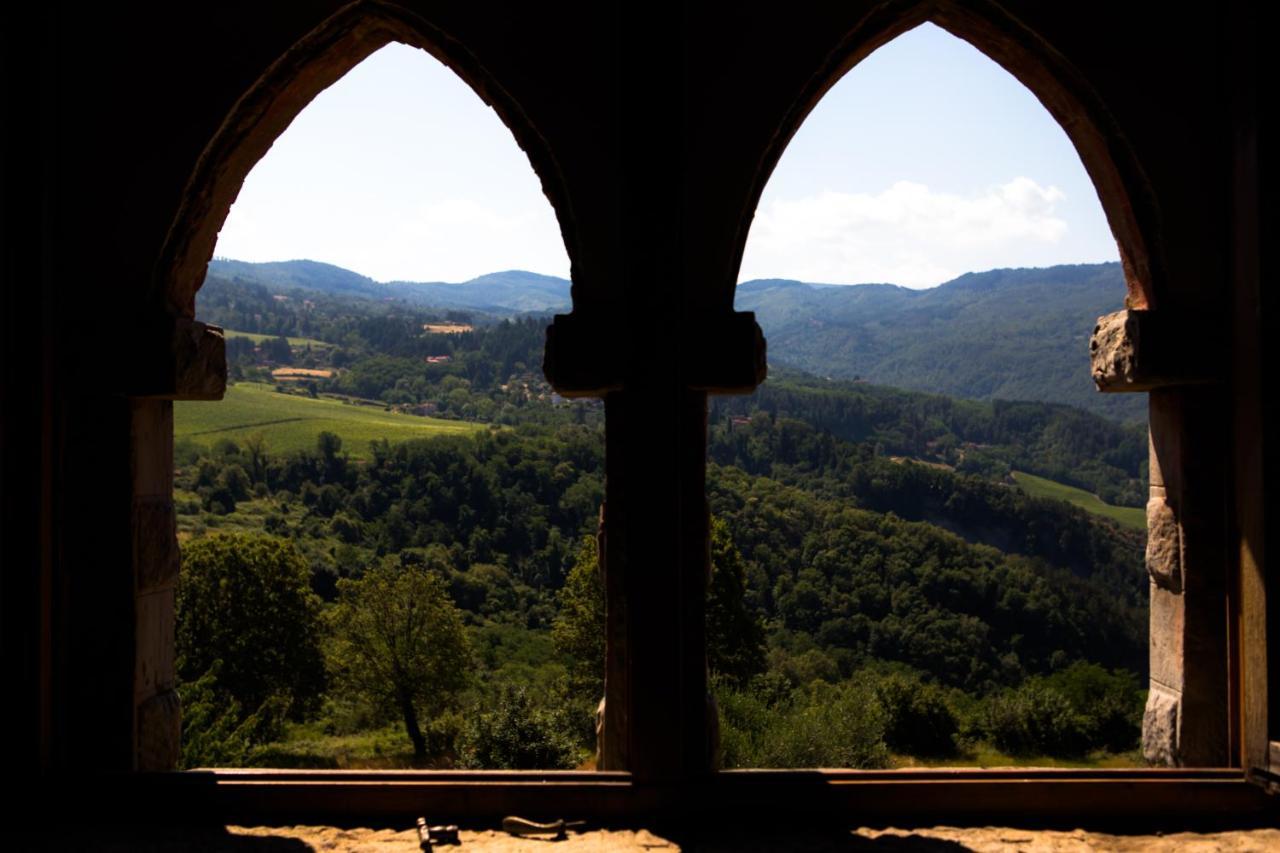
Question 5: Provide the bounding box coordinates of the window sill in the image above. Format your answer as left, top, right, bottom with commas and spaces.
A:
46, 768, 1273, 827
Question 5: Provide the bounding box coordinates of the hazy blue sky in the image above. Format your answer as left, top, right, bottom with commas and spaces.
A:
214, 23, 1118, 288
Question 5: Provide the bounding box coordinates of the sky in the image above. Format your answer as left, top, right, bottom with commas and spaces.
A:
214, 24, 1119, 289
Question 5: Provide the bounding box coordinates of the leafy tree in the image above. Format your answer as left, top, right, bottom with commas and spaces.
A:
707, 517, 767, 685
177, 661, 288, 768
460, 685, 584, 769
867, 670, 959, 756
177, 533, 326, 718
263, 334, 293, 364
553, 520, 765, 693
328, 558, 472, 760
552, 536, 605, 696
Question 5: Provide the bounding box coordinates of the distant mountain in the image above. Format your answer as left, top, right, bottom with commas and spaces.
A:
206, 258, 1139, 422
736, 263, 1141, 422
207, 259, 572, 315
385, 270, 572, 314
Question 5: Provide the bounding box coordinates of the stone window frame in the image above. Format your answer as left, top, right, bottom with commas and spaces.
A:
116, 0, 1273, 822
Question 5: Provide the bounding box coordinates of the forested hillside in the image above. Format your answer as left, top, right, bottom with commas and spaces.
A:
173, 265, 1149, 770
735, 263, 1141, 422
204, 259, 1142, 421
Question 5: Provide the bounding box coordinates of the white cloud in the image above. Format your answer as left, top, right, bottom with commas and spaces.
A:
740, 177, 1069, 287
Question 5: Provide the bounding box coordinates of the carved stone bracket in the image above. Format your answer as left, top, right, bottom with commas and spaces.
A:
545, 310, 767, 397
685, 311, 767, 394
1146, 494, 1183, 593
1091, 309, 1221, 392
543, 312, 625, 397
119, 316, 226, 400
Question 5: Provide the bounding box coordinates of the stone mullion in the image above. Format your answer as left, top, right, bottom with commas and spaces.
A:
126, 317, 226, 770
1093, 310, 1230, 766
130, 399, 181, 770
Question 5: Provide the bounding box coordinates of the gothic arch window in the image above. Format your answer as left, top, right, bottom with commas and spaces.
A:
91, 0, 1264, 821
139, 4, 597, 771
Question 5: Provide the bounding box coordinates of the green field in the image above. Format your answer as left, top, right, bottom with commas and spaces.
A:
175, 382, 485, 457
1012, 471, 1146, 531
224, 328, 332, 349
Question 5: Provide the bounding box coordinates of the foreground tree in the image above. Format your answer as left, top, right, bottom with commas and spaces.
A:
552, 537, 605, 696
553, 520, 765, 691
329, 558, 472, 760
177, 532, 326, 718
707, 517, 767, 685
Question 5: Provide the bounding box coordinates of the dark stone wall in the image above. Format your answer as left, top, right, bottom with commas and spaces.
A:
0, 1, 1266, 778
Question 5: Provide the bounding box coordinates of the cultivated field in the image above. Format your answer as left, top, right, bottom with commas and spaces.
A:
1012, 470, 1146, 531
223, 329, 333, 349
175, 382, 486, 458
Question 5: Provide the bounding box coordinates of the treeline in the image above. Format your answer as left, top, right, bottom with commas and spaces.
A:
203, 274, 1145, 507
202, 274, 587, 426
179, 424, 605, 602
708, 411, 1146, 611
178, 420, 1146, 765
199, 273, 475, 344
712, 371, 1147, 507
708, 465, 1145, 692
180, 421, 1145, 690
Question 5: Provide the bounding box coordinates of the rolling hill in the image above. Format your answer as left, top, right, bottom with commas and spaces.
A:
205, 259, 1140, 421
735, 263, 1140, 422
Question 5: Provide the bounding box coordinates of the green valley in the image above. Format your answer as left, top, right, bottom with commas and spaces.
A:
1012, 471, 1146, 531
174, 260, 1151, 772
176, 383, 486, 458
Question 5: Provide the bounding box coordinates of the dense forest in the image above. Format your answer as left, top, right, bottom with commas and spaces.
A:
175, 268, 1150, 770
735, 263, 1143, 421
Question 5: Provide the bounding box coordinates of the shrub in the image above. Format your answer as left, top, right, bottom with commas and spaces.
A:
869, 671, 959, 756
717, 679, 890, 769
459, 686, 584, 769
983, 683, 1089, 756
178, 661, 288, 769
1039, 662, 1142, 753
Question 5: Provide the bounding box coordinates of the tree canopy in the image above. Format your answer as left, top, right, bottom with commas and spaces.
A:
177, 532, 326, 717
328, 557, 473, 759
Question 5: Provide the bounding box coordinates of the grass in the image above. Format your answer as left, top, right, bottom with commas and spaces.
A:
1011, 470, 1146, 531
223, 328, 332, 349
250, 723, 423, 769
893, 742, 1144, 769
175, 382, 486, 458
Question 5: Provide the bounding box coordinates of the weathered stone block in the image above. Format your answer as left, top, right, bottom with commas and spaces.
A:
1148, 584, 1185, 691
137, 689, 181, 771
1092, 310, 1143, 391
134, 497, 179, 591
1091, 309, 1221, 391
130, 400, 174, 495
1146, 497, 1183, 592
135, 588, 176, 699
120, 317, 226, 400
1143, 682, 1181, 766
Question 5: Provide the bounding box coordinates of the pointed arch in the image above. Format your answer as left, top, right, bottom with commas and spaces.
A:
736, 0, 1161, 309
153, 0, 578, 317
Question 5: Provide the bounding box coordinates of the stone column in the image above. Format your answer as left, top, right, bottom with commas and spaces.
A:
124, 318, 225, 770
1092, 310, 1229, 766
545, 308, 764, 778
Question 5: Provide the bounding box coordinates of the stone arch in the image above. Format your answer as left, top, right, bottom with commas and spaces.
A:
730, 0, 1162, 310
152, 0, 579, 319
